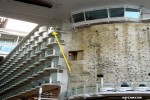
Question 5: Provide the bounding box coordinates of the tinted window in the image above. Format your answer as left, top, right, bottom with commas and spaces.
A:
109, 8, 124, 17
0, 38, 14, 43
85, 9, 108, 20
72, 13, 84, 23
125, 8, 140, 18
0, 45, 15, 54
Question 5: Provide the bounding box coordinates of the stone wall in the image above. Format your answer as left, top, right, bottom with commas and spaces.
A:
65, 23, 150, 89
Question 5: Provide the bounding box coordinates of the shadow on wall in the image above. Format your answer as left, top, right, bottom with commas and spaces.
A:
0, 56, 4, 62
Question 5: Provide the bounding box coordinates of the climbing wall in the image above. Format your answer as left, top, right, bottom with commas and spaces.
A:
65, 23, 150, 89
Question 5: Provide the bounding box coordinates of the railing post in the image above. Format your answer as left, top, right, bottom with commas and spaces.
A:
83, 84, 87, 94
100, 77, 104, 88
96, 83, 99, 93
38, 87, 42, 100
75, 86, 77, 95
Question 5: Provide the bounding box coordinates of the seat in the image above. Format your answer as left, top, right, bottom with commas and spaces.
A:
121, 82, 129, 87
134, 83, 149, 91
116, 82, 133, 92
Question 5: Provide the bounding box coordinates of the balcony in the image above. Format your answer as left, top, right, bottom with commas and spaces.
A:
45, 48, 59, 59
41, 41, 47, 50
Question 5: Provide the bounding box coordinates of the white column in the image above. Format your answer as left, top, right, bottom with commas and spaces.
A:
96, 83, 99, 93
100, 77, 104, 88
38, 87, 42, 100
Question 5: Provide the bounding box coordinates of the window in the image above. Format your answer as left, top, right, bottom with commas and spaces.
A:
72, 13, 84, 23
125, 8, 140, 18
85, 9, 108, 20
0, 38, 14, 43
71, 6, 141, 26
109, 8, 124, 17
68, 50, 83, 61
0, 45, 15, 54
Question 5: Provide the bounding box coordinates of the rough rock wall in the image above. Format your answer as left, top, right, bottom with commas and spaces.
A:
66, 23, 150, 88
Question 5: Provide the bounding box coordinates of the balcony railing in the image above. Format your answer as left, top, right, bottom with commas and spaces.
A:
68, 82, 150, 98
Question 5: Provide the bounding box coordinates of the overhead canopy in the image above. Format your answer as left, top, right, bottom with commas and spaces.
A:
0, 0, 150, 25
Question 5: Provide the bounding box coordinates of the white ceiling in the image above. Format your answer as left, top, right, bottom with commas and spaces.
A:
0, 0, 150, 25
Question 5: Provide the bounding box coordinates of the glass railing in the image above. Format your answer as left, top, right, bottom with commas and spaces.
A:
45, 61, 52, 68
68, 82, 150, 97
